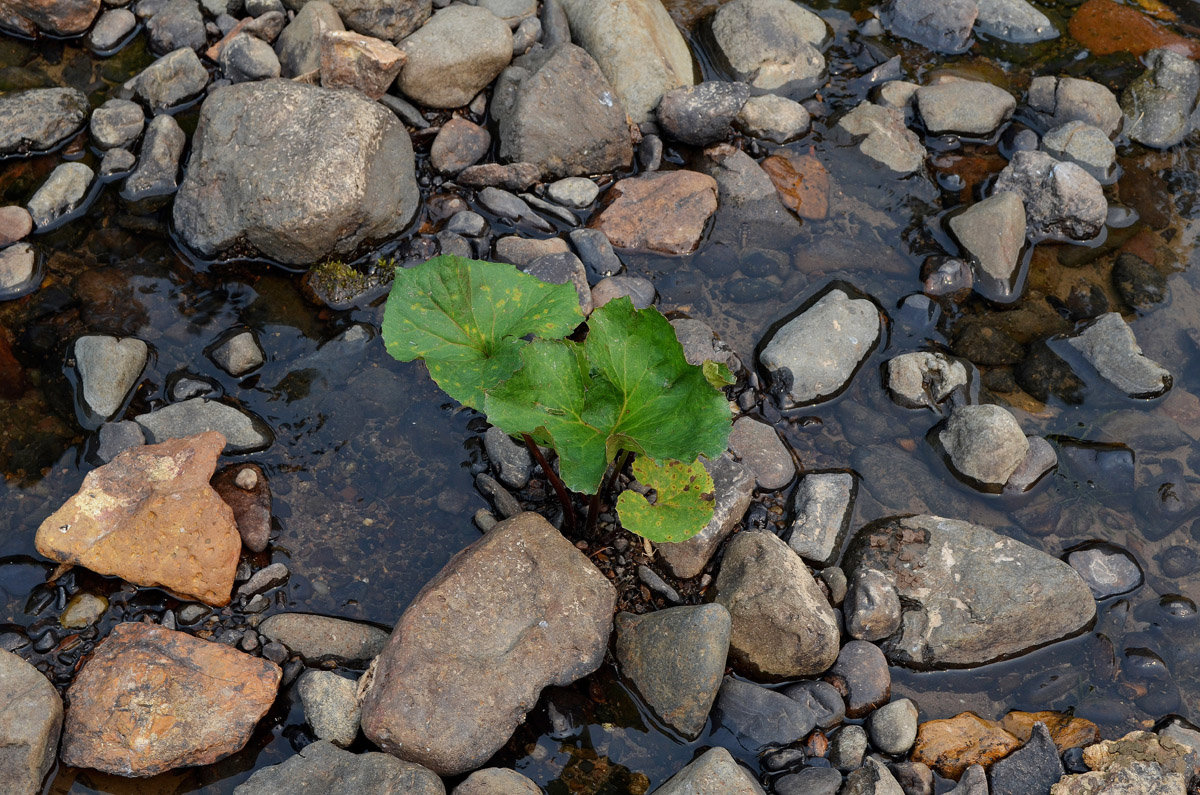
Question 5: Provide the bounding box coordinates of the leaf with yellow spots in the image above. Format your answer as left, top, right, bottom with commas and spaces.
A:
616, 457, 715, 543
381, 255, 583, 409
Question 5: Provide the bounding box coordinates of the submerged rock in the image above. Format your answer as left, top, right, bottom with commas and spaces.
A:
235, 740, 445, 794
90, 99, 144, 151
35, 432, 241, 605
174, 79, 418, 265
713, 677, 818, 752
0, 648, 62, 795
590, 170, 717, 255
360, 512, 614, 775
135, 398, 273, 453
993, 150, 1107, 241
0, 87, 89, 157
1042, 121, 1116, 182
844, 515, 1096, 667
1065, 312, 1171, 398
211, 463, 272, 552
885, 351, 968, 409
836, 102, 926, 174
61, 623, 280, 776
1122, 48, 1200, 149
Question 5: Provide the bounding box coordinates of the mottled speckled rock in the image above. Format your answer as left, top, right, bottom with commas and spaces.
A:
0, 87, 89, 156
35, 432, 240, 606
653, 746, 765, 794
0, 649, 62, 795
591, 170, 718, 255
61, 623, 280, 776
235, 740, 445, 794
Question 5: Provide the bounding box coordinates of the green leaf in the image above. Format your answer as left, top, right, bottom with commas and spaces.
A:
617, 457, 715, 543
703, 360, 735, 389
381, 255, 583, 409
485, 297, 731, 494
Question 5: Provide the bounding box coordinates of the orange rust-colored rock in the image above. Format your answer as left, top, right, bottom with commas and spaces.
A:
1001, 710, 1101, 752
912, 712, 1021, 780
60, 623, 281, 777
1069, 0, 1200, 57
590, 170, 718, 255
35, 431, 240, 605
762, 151, 829, 221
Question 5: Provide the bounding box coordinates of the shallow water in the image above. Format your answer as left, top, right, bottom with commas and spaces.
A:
3, 0, 1200, 791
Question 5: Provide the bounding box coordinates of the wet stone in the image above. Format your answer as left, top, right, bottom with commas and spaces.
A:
1122, 48, 1200, 149
1004, 435, 1058, 493
948, 191, 1025, 300
297, 669, 361, 747
125, 47, 211, 113
100, 148, 137, 177
135, 398, 272, 453
61, 623, 280, 776
94, 420, 146, 463
1065, 312, 1171, 398
591, 275, 655, 310
656, 453, 755, 580
993, 150, 1107, 241
1067, 545, 1142, 598
0, 87, 89, 157
728, 416, 794, 490
569, 228, 622, 279
784, 679, 846, 730
237, 561, 289, 598
989, 722, 1065, 795
60, 593, 109, 628
523, 252, 592, 315
787, 471, 856, 565
713, 676, 818, 752
146, 0, 206, 55
917, 79, 1016, 136
670, 318, 737, 370
656, 80, 750, 146
478, 187, 551, 231
234, 740, 445, 794
445, 210, 488, 237
0, 206, 32, 248
495, 235, 568, 266
836, 102, 926, 174
890, 761, 934, 795
27, 162, 93, 229
710, 0, 826, 98
90, 99, 144, 150
0, 243, 37, 297
454, 767, 540, 794
845, 568, 902, 642
938, 403, 1029, 490
1042, 121, 1116, 182
881, 0, 977, 53
258, 613, 388, 665
913, 713, 1021, 780
0, 648, 62, 795
590, 170, 718, 255
122, 113, 185, 203
975, 0, 1056, 43
775, 767, 842, 795
483, 426, 531, 489
547, 177, 599, 209
395, 5, 513, 109
831, 725, 869, 770
219, 32, 282, 81
869, 699, 919, 755
209, 329, 264, 377
886, 352, 968, 409
1112, 252, 1168, 311
274, 0, 344, 77
1028, 75, 1123, 137
736, 93, 811, 142
430, 118, 490, 175
654, 746, 765, 794
614, 604, 730, 738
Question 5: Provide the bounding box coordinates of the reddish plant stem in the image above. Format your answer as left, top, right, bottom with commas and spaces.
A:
586, 450, 632, 537
523, 434, 577, 536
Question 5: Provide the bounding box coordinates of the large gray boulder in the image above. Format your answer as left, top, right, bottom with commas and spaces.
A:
844, 515, 1096, 667
557, 0, 695, 124
493, 43, 632, 178
174, 80, 418, 265
360, 512, 615, 775
234, 740, 444, 794
0, 87, 88, 157
0, 649, 62, 795
283, 0, 427, 42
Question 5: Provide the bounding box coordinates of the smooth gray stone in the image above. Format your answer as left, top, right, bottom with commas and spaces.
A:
949, 191, 1025, 301
483, 426, 531, 489
258, 613, 388, 664
209, 329, 264, 376
728, 416, 794, 490
917, 79, 1015, 135
881, 0, 977, 53
89, 8, 137, 51
710, 0, 826, 98
297, 670, 361, 747
220, 32, 282, 82
1067, 545, 1142, 598
844, 567, 902, 642
867, 699, 918, 755
26, 162, 93, 228
547, 177, 599, 208
782, 679, 845, 729
831, 725, 868, 770
234, 740, 444, 794
1042, 121, 1116, 182
95, 421, 147, 463
570, 227, 623, 277
124, 47, 211, 112
90, 99, 144, 150
787, 471, 855, 564
591, 275, 655, 310
74, 335, 149, 423
938, 403, 1029, 489
836, 101, 926, 174
0, 243, 37, 296
134, 397, 273, 453
395, 4, 512, 109
736, 93, 810, 142
523, 252, 591, 314
0, 648, 62, 795
774, 766, 842, 795
146, 0, 206, 54
988, 722, 1064, 795
1065, 312, 1171, 398
453, 768, 540, 795
713, 677, 818, 753
975, 0, 1057, 43
652, 746, 764, 794
122, 114, 185, 202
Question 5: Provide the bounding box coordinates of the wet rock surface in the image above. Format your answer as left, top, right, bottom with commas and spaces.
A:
994, 150, 1107, 241
653, 746, 765, 794
591, 170, 718, 255
234, 739, 445, 794
0, 648, 62, 794
0, 87, 88, 156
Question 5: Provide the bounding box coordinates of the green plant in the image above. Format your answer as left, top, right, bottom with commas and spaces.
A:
382, 255, 734, 543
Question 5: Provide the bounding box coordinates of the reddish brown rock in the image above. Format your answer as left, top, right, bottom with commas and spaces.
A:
2, 0, 100, 35
1069, 0, 1200, 57
1001, 710, 1101, 752
60, 623, 281, 776
35, 431, 240, 605
0, 333, 26, 400
430, 117, 491, 175
456, 162, 541, 190
0, 205, 33, 247
762, 151, 829, 221
912, 712, 1021, 780
211, 463, 272, 553
319, 30, 405, 100
591, 170, 718, 255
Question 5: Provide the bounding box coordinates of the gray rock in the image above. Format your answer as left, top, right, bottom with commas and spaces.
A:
478, 187, 551, 231
446, 210, 488, 237
90, 99, 144, 151
1050, 732, 1188, 794
786, 471, 855, 565
494, 43, 631, 179
713, 677, 818, 752
547, 177, 599, 208
360, 512, 615, 775
868, 699, 918, 755
950, 765, 989, 794
122, 114, 185, 203
994, 150, 1106, 241
760, 287, 881, 408
882, 0, 977, 53
836, 102, 926, 174
889, 761, 933, 795
283, 0, 427, 42
174, 80, 417, 265
591, 275, 655, 310
209, 329, 264, 376
1065, 312, 1171, 398
234, 740, 445, 794
885, 352, 969, 409
939, 403, 1029, 490
396, 5, 512, 109
95, 421, 147, 463
845, 515, 1097, 667
728, 416, 793, 490
519, 192, 576, 224
703, 144, 800, 240
845, 568, 902, 642
0, 648, 62, 795
975, 0, 1056, 43
237, 563, 289, 599
713, 531, 840, 678
948, 190, 1025, 301
258, 613, 388, 664
657, 80, 750, 146
653, 746, 765, 794
556, 0, 694, 124
614, 604, 730, 738
777, 767, 841, 795
430, 118, 490, 175
27, 162, 93, 229
1122, 48, 1200, 149
0, 243, 37, 297
453, 768, 540, 795
1028, 76, 1122, 137
89, 8, 137, 51
124, 47, 211, 112
638, 566, 681, 603
740, 94, 811, 143
494, 235, 568, 266
1042, 121, 1115, 182
0, 206, 32, 248
843, 756, 906, 795
483, 426, 531, 489
476, 0, 535, 27
134, 397, 272, 453
275, 0, 344, 77
511, 15, 540, 54
220, 32, 282, 82
74, 335, 148, 424
657, 453, 755, 579
100, 148, 137, 177
1067, 545, 1142, 598
876, 80, 918, 110
989, 722, 1064, 795
1004, 435, 1057, 493
711, 0, 825, 98
146, 0, 205, 54
917, 79, 1016, 136
297, 670, 361, 747
670, 318, 736, 370
782, 679, 845, 729
831, 725, 869, 770
829, 641, 890, 718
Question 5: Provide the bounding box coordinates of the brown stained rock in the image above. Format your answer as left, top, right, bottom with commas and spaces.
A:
360, 512, 615, 775
60, 623, 281, 776
1001, 710, 1101, 752
911, 712, 1021, 780
1069, 0, 1200, 57
456, 161, 541, 191
211, 463, 272, 553
319, 30, 406, 100
35, 431, 240, 605
430, 117, 491, 175
761, 151, 829, 220
590, 170, 718, 255
3, 0, 100, 36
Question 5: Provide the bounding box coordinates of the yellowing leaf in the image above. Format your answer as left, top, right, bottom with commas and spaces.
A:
617, 457, 715, 543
